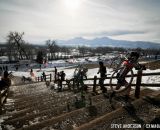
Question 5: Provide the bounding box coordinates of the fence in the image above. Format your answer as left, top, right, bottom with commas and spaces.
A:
1, 69, 159, 114
58, 70, 160, 98
36, 74, 52, 82
36, 69, 160, 93
0, 72, 13, 114
34, 67, 160, 98
0, 87, 9, 114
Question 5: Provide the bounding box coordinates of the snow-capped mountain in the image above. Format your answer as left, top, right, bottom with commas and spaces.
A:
57, 37, 160, 49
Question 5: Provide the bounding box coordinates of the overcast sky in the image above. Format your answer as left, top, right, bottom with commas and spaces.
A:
0, 0, 160, 44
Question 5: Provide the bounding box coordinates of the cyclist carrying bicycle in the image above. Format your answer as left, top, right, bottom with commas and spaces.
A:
74, 65, 88, 91
115, 51, 140, 100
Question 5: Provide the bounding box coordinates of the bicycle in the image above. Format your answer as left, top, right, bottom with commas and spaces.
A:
109, 52, 141, 93
73, 64, 88, 91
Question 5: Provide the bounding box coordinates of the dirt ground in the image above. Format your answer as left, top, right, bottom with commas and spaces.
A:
68, 60, 160, 70
143, 60, 160, 70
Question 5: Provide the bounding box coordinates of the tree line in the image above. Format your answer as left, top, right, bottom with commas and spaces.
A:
0, 31, 159, 63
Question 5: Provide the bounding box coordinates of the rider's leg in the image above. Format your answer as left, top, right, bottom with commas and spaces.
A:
116, 77, 126, 90
99, 79, 102, 90
100, 78, 107, 93
116, 79, 123, 90
116, 84, 121, 90
124, 82, 131, 101
124, 81, 131, 95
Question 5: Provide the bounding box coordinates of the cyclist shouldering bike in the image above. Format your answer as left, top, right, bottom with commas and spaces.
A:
116, 52, 140, 82
116, 52, 140, 100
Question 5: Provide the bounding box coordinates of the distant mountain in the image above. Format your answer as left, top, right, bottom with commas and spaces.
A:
57, 37, 160, 49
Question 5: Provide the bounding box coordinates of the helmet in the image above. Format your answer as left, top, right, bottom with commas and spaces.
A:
129, 52, 139, 59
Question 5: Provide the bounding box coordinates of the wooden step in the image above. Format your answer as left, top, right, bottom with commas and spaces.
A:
9, 93, 74, 110
3, 93, 105, 126
13, 89, 154, 130
4, 94, 81, 121
75, 91, 160, 130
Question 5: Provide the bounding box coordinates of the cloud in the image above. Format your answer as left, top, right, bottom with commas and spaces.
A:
0, 0, 160, 43
78, 30, 147, 39
96, 30, 146, 36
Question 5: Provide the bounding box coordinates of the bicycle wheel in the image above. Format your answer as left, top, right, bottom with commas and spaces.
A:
109, 67, 134, 93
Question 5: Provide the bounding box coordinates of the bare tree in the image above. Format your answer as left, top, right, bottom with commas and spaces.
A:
60, 46, 70, 59
78, 46, 91, 57
46, 40, 59, 60
6, 32, 29, 60
0, 48, 5, 56
22, 43, 36, 60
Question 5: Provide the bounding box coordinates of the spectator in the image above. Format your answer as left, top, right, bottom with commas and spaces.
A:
60, 71, 66, 81
97, 61, 107, 93
15, 65, 18, 71
42, 71, 46, 81
30, 69, 34, 77
30, 69, 35, 81
54, 67, 57, 82
58, 71, 66, 92
0, 71, 11, 90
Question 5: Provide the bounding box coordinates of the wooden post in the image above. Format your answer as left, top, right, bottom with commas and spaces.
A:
37, 77, 39, 82
0, 87, 10, 114
45, 75, 46, 81
41, 76, 43, 82
59, 79, 62, 92
93, 76, 97, 92
135, 70, 143, 98
50, 74, 52, 82
54, 67, 57, 82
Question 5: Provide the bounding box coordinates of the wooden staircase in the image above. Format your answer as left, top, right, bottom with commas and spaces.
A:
1, 81, 159, 130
